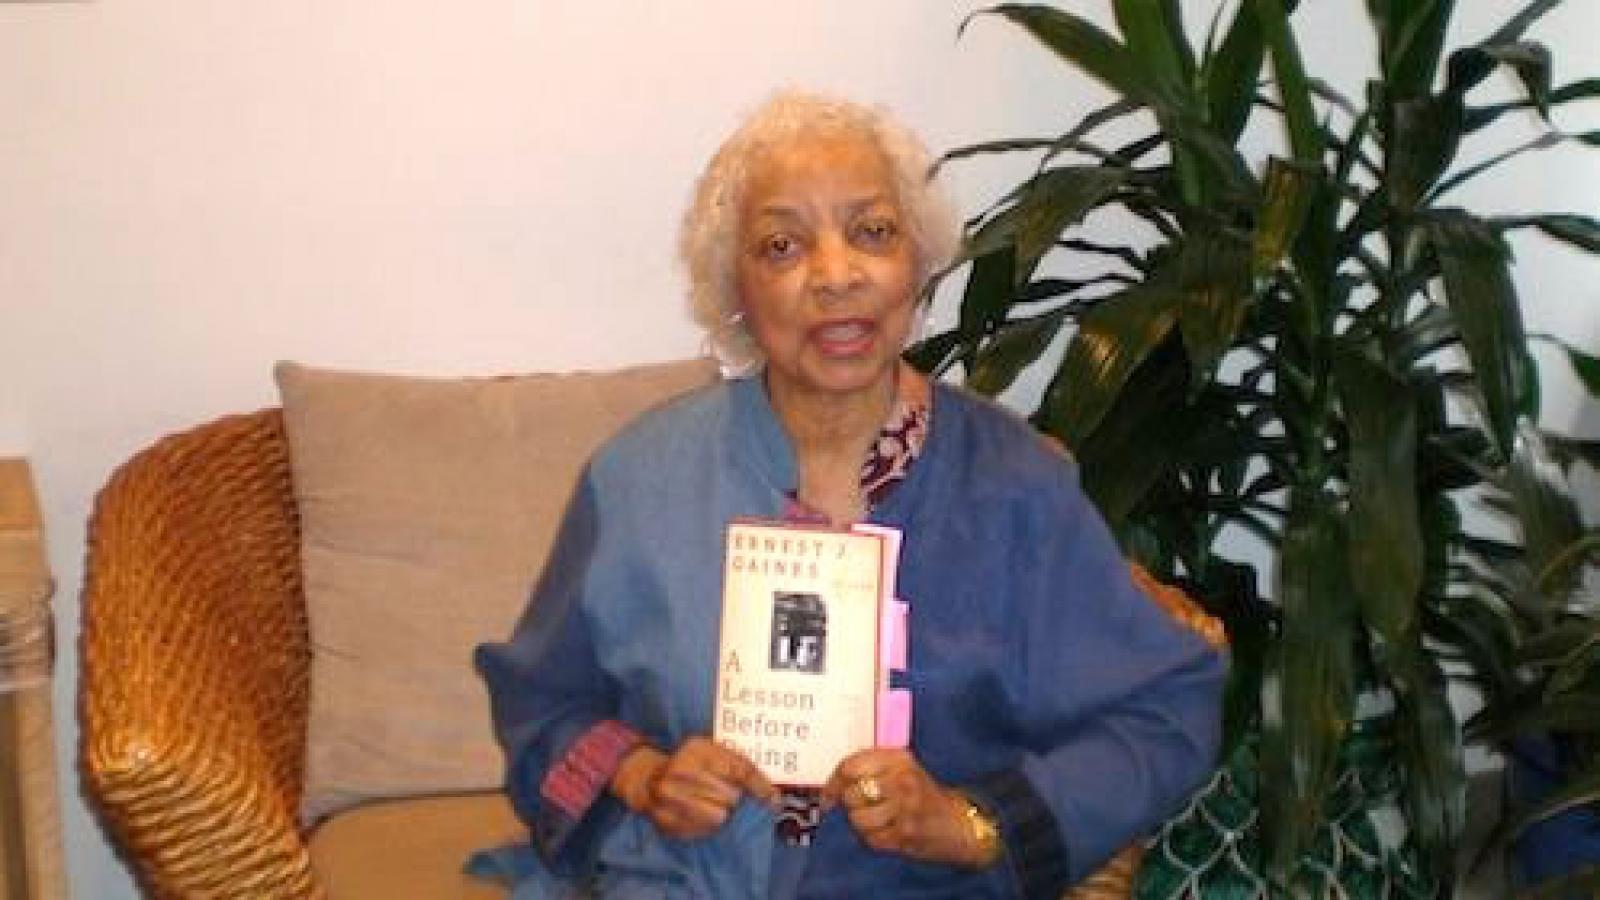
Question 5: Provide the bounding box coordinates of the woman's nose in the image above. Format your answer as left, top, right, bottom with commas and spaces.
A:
808, 231, 862, 296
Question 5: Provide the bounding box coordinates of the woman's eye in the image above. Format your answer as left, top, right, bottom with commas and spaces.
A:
760, 234, 799, 261
853, 218, 899, 247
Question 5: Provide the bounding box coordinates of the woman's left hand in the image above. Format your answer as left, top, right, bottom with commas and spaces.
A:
823, 748, 989, 868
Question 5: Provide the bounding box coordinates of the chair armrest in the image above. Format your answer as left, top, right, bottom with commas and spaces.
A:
82, 410, 321, 898
1128, 563, 1229, 651
1065, 845, 1144, 899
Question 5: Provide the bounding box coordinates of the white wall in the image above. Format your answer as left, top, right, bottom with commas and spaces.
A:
1, 2, 1595, 897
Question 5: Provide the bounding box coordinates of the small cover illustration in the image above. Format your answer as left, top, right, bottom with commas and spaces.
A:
712, 520, 904, 786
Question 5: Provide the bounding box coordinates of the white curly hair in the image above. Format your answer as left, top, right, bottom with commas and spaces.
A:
679, 90, 961, 373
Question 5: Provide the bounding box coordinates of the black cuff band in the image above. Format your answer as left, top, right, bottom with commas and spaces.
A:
966, 769, 1072, 900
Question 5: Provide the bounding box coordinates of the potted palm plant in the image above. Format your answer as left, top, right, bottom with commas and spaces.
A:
911, 1, 1600, 895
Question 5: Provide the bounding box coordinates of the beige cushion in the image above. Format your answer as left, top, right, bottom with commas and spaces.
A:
308, 792, 521, 898
276, 358, 719, 821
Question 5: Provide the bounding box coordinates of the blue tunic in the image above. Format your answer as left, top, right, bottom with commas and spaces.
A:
474, 376, 1226, 898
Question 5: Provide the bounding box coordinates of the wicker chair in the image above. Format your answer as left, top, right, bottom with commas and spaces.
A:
81, 406, 1204, 898
83, 411, 322, 897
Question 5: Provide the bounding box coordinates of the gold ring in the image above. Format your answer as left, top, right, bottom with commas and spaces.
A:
855, 775, 884, 805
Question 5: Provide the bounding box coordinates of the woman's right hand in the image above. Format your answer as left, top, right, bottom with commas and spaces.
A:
610, 737, 778, 840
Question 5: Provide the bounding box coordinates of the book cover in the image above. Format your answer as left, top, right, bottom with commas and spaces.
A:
712, 520, 894, 787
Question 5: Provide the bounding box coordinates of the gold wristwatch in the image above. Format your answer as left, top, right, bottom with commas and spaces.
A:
959, 794, 1003, 869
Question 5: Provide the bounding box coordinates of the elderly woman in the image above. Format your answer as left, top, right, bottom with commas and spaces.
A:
474, 91, 1226, 898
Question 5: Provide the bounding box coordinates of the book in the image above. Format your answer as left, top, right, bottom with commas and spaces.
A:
712, 520, 905, 787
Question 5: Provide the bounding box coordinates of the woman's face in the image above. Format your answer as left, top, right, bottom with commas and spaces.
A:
734, 133, 917, 405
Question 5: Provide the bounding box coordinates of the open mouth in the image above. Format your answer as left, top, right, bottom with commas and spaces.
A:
812, 319, 876, 356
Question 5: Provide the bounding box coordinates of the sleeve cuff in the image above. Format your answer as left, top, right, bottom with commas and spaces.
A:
964, 768, 1073, 900
529, 719, 644, 862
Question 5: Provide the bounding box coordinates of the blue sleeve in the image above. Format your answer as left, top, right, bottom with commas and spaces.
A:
473, 473, 628, 874
963, 463, 1227, 897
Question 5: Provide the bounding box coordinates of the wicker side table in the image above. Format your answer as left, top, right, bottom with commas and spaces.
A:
0, 459, 64, 900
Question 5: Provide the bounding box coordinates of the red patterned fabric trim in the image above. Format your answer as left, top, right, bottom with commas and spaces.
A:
861, 364, 931, 508
540, 719, 645, 820
776, 787, 824, 846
